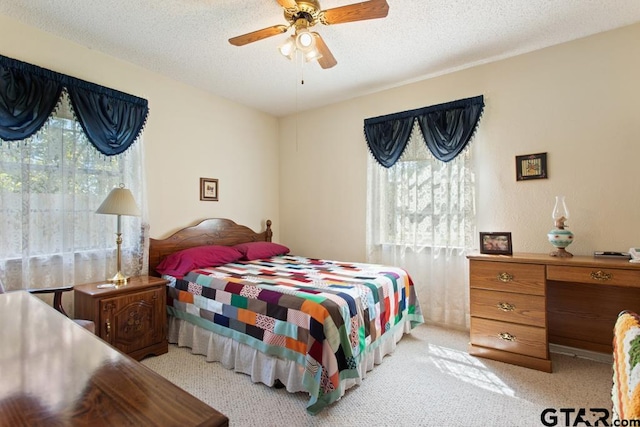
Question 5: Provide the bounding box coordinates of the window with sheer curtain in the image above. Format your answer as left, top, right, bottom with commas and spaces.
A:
366, 125, 476, 330
0, 96, 147, 291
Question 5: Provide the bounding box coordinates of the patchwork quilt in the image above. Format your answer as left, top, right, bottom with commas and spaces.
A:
612, 310, 640, 421
166, 255, 424, 414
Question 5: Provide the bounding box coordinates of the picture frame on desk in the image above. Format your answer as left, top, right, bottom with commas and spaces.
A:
479, 232, 513, 255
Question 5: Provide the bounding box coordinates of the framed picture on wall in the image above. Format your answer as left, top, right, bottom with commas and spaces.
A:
516, 152, 547, 181
200, 178, 218, 201
479, 232, 513, 255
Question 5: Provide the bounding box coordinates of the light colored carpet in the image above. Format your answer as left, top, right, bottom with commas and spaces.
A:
141, 324, 613, 426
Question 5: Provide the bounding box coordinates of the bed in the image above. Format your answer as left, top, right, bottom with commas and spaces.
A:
149, 218, 424, 414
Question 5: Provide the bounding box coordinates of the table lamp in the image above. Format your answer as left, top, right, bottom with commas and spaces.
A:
547, 195, 574, 258
96, 184, 141, 285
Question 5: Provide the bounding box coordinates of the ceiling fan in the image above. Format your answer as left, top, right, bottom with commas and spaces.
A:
228, 0, 389, 69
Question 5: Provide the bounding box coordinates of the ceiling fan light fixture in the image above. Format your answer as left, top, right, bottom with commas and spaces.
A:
230, 0, 391, 70
304, 48, 323, 63
295, 29, 315, 52
279, 36, 296, 59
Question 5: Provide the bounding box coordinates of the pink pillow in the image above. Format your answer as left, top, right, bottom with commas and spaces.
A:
156, 245, 243, 277
233, 242, 290, 261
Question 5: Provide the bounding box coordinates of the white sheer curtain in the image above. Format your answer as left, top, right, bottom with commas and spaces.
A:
0, 95, 148, 291
366, 124, 476, 330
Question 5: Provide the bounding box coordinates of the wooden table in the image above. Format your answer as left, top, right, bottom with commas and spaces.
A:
0, 291, 228, 426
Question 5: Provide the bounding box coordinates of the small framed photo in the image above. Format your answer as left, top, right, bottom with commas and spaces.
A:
200, 178, 218, 201
516, 152, 547, 181
479, 232, 513, 255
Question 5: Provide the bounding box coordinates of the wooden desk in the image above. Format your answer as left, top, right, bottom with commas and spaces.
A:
0, 291, 228, 427
467, 253, 640, 372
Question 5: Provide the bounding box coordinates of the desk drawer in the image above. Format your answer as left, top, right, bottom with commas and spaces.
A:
470, 317, 548, 359
547, 265, 640, 287
470, 260, 546, 295
470, 288, 546, 327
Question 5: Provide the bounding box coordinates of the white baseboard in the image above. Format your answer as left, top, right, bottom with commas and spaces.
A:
549, 343, 612, 364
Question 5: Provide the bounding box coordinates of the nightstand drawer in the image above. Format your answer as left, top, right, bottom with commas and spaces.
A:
470, 260, 546, 295
470, 317, 548, 359
470, 288, 546, 327
547, 265, 640, 288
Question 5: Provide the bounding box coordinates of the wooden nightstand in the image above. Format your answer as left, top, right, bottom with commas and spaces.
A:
74, 276, 169, 360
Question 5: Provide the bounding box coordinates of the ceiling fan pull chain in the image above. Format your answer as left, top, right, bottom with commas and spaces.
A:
298, 51, 305, 85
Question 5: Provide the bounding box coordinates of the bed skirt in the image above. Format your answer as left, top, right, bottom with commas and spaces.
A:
167, 314, 415, 405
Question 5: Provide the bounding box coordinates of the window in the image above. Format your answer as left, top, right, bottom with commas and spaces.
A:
368, 127, 475, 250
366, 126, 476, 329
0, 96, 146, 290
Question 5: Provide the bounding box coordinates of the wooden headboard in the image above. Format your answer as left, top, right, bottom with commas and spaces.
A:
148, 218, 272, 277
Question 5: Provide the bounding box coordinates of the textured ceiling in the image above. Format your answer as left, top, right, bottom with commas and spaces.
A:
2, 0, 640, 117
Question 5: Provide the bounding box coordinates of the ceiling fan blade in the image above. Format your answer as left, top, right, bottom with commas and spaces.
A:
313, 33, 337, 69
276, 0, 298, 8
229, 25, 289, 46
321, 0, 389, 25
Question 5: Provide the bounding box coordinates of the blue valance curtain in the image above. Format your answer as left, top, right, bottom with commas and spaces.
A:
0, 54, 148, 156
364, 95, 484, 167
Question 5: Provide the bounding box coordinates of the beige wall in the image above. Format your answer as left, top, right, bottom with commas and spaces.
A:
0, 14, 280, 240
3, 13, 639, 262
279, 23, 640, 260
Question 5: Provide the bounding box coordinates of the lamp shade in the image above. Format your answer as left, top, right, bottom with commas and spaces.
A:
295, 29, 315, 52
279, 36, 296, 59
96, 184, 140, 217
304, 48, 323, 63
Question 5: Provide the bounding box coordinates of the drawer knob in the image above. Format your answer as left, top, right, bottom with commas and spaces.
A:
496, 302, 516, 312
497, 272, 513, 283
590, 270, 612, 281
498, 332, 516, 342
